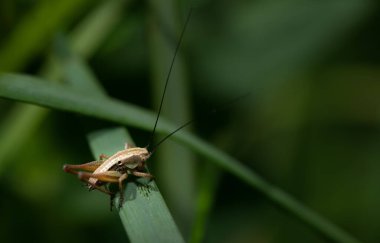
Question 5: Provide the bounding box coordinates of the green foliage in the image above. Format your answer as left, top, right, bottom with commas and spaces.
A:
87, 128, 185, 243
0, 59, 361, 243
1, 0, 380, 243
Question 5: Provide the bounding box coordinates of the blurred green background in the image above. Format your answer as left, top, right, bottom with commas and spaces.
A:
1, 0, 380, 242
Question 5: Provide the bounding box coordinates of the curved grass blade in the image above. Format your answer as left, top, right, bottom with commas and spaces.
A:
0, 74, 361, 243
0, 0, 92, 72
147, 5, 195, 236
87, 127, 185, 243
55, 36, 185, 242
190, 164, 221, 243
0, 0, 127, 175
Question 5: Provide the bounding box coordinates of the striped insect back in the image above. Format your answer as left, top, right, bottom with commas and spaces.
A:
63, 10, 193, 210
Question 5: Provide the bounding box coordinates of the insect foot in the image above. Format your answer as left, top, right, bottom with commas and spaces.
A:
63, 147, 155, 210
63, 8, 192, 211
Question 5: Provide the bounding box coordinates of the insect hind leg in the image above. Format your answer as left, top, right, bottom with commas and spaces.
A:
63, 160, 103, 175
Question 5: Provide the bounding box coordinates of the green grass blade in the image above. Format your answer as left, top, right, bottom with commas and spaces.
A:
147, 3, 195, 236
56, 38, 184, 242
87, 127, 185, 243
0, 74, 361, 243
0, 105, 48, 173
190, 164, 221, 243
0, 0, 126, 175
69, 0, 130, 58
0, 0, 92, 72
0, 74, 157, 130
53, 35, 107, 94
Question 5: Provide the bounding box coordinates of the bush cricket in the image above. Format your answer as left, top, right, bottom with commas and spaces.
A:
63, 10, 193, 210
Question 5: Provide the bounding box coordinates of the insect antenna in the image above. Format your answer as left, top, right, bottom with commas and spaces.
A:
150, 92, 250, 154
150, 119, 194, 154
147, 9, 193, 150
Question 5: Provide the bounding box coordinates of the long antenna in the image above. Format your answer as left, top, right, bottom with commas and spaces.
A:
147, 9, 193, 149
150, 92, 250, 154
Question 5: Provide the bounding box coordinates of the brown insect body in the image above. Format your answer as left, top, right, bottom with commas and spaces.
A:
63, 144, 153, 209
89, 145, 150, 186
63, 10, 193, 210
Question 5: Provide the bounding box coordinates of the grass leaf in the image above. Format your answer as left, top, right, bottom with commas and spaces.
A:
87, 127, 185, 243
56, 38, 185, 242
0, 0, 126, 174
0, 0, 92, 72
147, 3, 196, 237
0, 73, 361, 243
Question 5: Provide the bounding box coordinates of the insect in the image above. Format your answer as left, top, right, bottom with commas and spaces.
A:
63, 144, 153, 209
63, 10, 193, 210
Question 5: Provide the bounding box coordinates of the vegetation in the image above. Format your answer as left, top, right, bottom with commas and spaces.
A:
0, 0, 379, 242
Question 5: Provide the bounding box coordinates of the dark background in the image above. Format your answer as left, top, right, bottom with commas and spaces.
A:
0, 0, 380, 242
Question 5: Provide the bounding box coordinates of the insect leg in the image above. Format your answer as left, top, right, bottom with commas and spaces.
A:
79, 171, 129, 209
124, 143, 134, 149
77, 175, 114, 195
118, 173, 128, 209
132, 171, 154, 179
99, 153, 109, 160
110, 193, 116, 211
77, 171, 122, 196
63, 160, 103, 175
87, 182, 114, 196
78, 171, 122, 183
